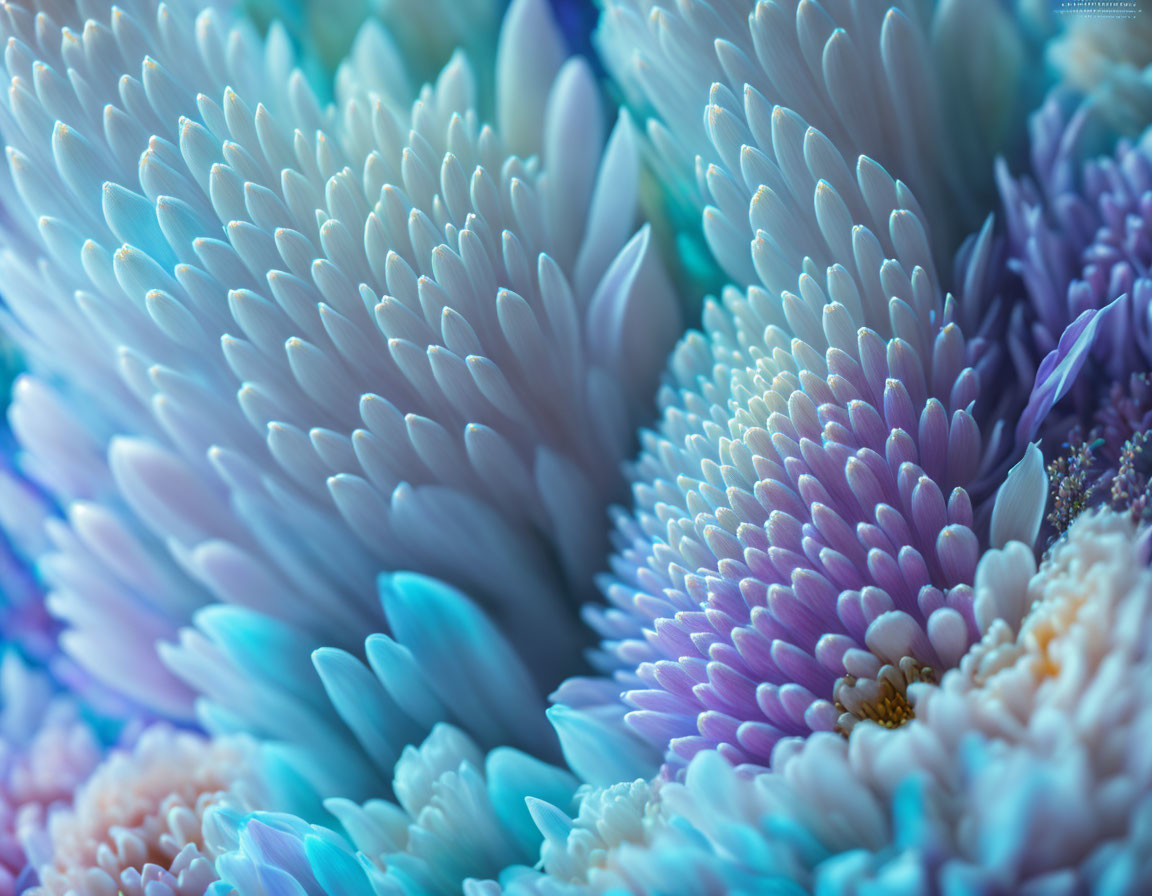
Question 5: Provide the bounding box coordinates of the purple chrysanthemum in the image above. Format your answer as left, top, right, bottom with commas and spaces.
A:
556, 101, 1052, 772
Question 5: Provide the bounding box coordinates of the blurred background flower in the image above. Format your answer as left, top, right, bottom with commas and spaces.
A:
594, 0, 1051, 310
0, 654, 103, 896
26, 725, 265, 896
1047, 5, 1152, 137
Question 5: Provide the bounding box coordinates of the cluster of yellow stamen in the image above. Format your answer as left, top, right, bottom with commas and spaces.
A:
834, 659, 937, 736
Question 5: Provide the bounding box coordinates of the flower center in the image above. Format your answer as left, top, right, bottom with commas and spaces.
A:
834, 658, 938, 735
850, 680, 916, 729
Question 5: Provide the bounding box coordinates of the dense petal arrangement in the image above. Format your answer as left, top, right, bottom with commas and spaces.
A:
596, 0, 1044, 289
518, 509, 1152, 894
162, 573, 567, 804
990, 96, 1152, 511
1, 2, 1152, 896
557, 99, 1047, 770
772, 508, 1152, 891
482, 778, 661, 895
998, 101, 1152, 394
0, 0, 680, 718
206, 723, 578, 896
747, 508, 1152, 893
26, 725, 266, 896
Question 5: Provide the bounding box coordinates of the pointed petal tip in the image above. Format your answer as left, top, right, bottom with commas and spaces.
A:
990, 442, 1047, 549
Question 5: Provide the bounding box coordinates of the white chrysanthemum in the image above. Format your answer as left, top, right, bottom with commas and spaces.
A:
957, 509, 1152, 739
27, 726, 265, 896
0, 0, 680, 715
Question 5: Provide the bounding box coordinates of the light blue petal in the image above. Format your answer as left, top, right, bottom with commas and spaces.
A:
381, 573, 554, 755
486, 747, 578, 856
546, 705, 660, 786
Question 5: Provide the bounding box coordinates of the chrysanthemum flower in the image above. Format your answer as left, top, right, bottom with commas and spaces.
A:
595, 0, 1043, 287
526, 509, 1152, 894
0, 654, 102, 896
206, 723, 578, 896
26, 725, 265, 896
0, 0, 680, 716
768, 508, 1152, 893
556, 91, 1054, 771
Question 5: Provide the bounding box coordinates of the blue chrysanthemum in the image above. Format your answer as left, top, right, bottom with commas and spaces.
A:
162, 572, 581, 805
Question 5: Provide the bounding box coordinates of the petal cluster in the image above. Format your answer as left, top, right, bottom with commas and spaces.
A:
596, 0, 1041, 284
532, 510, 1152, 894
28, 725, 264, 896
768, 508, 1152, 892
996, 101, 1152, 439
562, 101, 1019, 770
208, 724, 578, 896
0, 3, 1150, 896
0, 0, 679, 716
0, 654, 102, 896
163, 574, 563, 804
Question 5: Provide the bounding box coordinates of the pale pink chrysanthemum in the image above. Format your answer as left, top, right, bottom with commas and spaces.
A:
0, 655, 102, 896
27, 726, 265, 896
